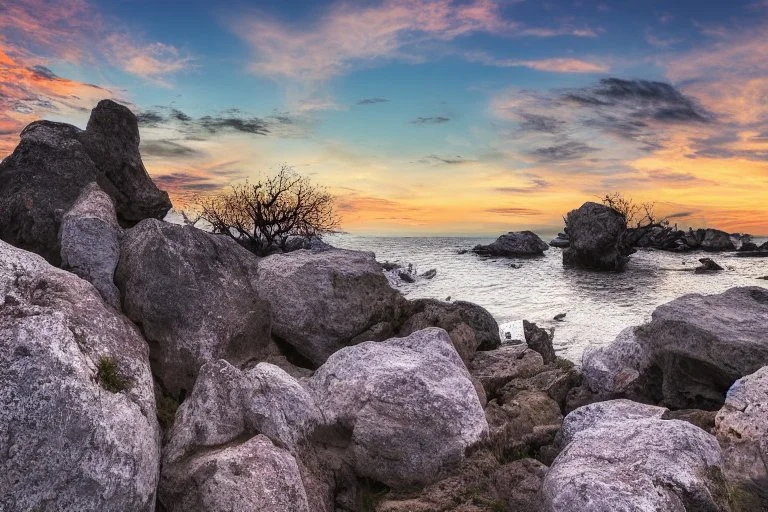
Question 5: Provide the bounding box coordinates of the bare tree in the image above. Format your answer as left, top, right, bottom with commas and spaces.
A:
194, 165, 339, 254
600, 192, 667, 229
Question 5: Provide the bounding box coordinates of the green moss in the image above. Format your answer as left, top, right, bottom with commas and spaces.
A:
96, 356, 129, 393
156, 393, 180, 430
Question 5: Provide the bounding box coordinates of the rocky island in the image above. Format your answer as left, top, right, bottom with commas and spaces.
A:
0, 101, 766, 511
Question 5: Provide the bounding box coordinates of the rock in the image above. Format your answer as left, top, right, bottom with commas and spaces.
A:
470, 345, 545, 398
562, 202, 629, 271
523, 320, 556, 364
283, 235, 333, 252
695, 257, 724, 273
160, 434, 310, 512
553, 312, 566, 321
400, 299, 501, 363
715, 366, 768, 509
0, 101, 171, 264
701, 228, 736, 252
582, 287, 768, 410
420, 268, 437, 279
164, 360, 322, 463
256, 248, 404, 366
308, 328, 488, 489
59, 183, 121, 308
397, 270, 416, 283
115, 219, 274, 397
472, 231, 549, 257
662, 409, 717, 432
740, 241, 760, 252
376, 451, 547, 512
380, 261, 401, 271
543, 399, 732, 511
759, 276, 768, 280
0, 240, 160, 511
549, 234, 570, 248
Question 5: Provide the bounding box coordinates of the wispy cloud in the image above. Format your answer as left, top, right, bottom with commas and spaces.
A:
411, 116, 451, 125
485, 207, 542, 215
357, 97, 390, 105
466, 51, 608, 73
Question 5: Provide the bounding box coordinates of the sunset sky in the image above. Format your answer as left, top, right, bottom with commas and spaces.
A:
1, 0, 767, 235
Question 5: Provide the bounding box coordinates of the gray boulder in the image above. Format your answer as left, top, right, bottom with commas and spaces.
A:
399, 298, 500, 363
543, 399, 732, 511
470, 344, 545, 398
0, 100, 171, 264
59, 183, 121, 308
473, 231, 549, 257
695, 257, 724, 273
582, 287, 768, 409
562, 202, 629, 270
160, 434, 310, 512
715, 366, 768, 509
523, 320, 556, 364
549, 233, 570, 248
0, 240, 160, 511
309, 328, 488, 488
115, 219, 274, 397
701, 228, 736, 252
256, 248, 404, 366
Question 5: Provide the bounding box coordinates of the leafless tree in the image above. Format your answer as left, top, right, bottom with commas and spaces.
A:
194, 165, 339, 254
600, 192, 667, 229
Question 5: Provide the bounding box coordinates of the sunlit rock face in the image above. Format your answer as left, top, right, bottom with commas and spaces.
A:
0, 239, 161, 511
0, 100, 171, 265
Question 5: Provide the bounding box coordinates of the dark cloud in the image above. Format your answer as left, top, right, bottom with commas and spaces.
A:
647, 170, 702, 182
135, 107, 270, 135
198, 115, 270, 135
485, 207, 542, 216
666, 211, 697, 219
137, 111, 164, 126
411, 116, 451, 125
495, 178, 551, 193
532, 141, 597, 161
518, 113, 564, 133
27, 65, 59, 81
170, 108, 191, 122
140, 139, 201, 158
420, 154, 473, 165
153, 172, 221, 191
357, 97, 389, 105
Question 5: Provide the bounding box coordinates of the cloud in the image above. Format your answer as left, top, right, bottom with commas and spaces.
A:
357, 97, 390, 105
666, 211, 696, 219
532, 141, 597, 161
485, 207, 542, 215
136, 106, 271, 136
420, 154, 473, 164
466, 51, 608, 73
411, 116, 451, 125
517, 113, 564, 133
495, 178, 551, 193
140, 139, 202, 158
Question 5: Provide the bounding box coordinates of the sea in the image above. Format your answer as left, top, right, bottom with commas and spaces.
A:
326, 234, 768, 364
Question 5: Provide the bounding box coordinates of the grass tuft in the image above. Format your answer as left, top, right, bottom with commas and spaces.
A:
96, 356, 129, 393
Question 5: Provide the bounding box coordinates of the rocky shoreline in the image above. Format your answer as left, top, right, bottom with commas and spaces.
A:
0, 101, 766, 511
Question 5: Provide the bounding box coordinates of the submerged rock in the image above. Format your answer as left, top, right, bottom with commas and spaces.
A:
59, 183, 122, 308
309, 328, 488, 489
256, 248, 404, 367
115, 219, 274, 397
0, 240, 160, 511
695, 257, 724, 273
0, 100, 170, 264
562, 202, 629, 271
542, 400, 732, 511
473, 231, 549, 257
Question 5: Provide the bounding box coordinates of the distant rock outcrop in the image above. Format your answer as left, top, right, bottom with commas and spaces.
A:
473, 231, 549, 257
562, 202, 630, 270
549, 232, 570, 248
0, 100, 171, 264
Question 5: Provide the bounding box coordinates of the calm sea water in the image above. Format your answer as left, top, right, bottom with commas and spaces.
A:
326, 234, 768, 363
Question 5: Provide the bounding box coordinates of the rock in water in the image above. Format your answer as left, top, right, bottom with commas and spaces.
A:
59, 183, 121, 308
562, 202, 629, 271
308, 328, 488, 488
255, 248, 404, 367
472, 231, 549, 257
0, 100, 171, 264
0, 240, 160, 511
582, 287, 768, 409
715, 366, 768, 509
542, 400, 732, 511
695, 257, 724, 273
115, 219, 274, 397
701, 228, 736, 252
523, 320, 556, 364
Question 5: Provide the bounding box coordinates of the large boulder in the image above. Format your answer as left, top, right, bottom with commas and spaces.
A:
542, 399, 732, 511
308, 328, 488, 489
581, 287, 768, 410
0, 100, 171, 264
255, 248, 404, 366
470, 344, 545, 398
0, 240, 160, 511
160, 360, 321, 512
701, 228, 736, 252
472, 231, 549, 257
715, 366, 768, 510
59, 182, 121, 308
160, 434, 310, 512
115, 219, 274, 397
562, 202, 629, 270
399, 299, 500, 362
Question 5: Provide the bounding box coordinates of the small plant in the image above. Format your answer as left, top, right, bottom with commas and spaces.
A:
96, 356, 129, 393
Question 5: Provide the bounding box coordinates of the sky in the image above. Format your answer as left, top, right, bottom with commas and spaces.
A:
1, 0, 767, 235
